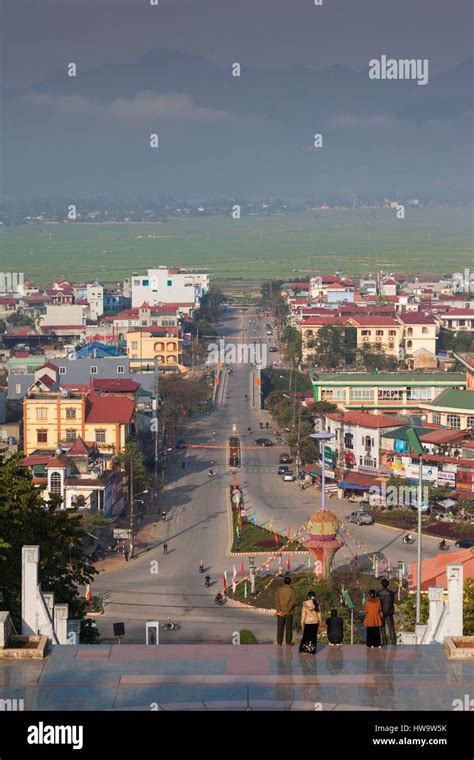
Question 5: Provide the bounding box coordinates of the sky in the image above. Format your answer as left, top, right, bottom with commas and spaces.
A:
1, 0, 473, 201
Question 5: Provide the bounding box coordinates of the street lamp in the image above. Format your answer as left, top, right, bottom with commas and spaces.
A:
310, 431, 337, 511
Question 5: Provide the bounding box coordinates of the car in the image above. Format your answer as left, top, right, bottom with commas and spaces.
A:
279, 453, 293, 464
268, 346, 278, 352
454, 537, 474, 549
282, 471, 296, 482
278, 465, 291, 475
348, 511, 374, 525
175, 440, 187, 449
255, 438, 273, 446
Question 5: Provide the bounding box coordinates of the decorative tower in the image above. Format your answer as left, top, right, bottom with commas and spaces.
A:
304, 509, 343, 579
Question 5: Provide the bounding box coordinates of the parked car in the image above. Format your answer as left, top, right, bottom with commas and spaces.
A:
282, 471, 296, 482
255, 438, 273, 446
278, 465, 291, 475
279, 453, 292, 464
348, 511, 374, 525
175, 440, 187, 449
454, 537, 474, 549
268, 346, 278, 353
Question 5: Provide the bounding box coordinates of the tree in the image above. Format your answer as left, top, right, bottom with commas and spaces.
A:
357, 343, 399, 371
198, 287, 225, 322
311, 325, 348, 369
0, 454, 98, 631
114, 440, 149, 494
281, 325, 302, 365
463, 578, 474, 636
438, 327, 473, 353
0, 319, 6, 334
6, 312, 34, 327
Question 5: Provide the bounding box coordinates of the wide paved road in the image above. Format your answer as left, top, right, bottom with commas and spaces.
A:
93, 306, 440, 643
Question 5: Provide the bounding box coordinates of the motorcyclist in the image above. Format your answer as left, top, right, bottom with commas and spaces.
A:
162, 511, 166, 521
199, 561, 204, 573
208, 468, 215, 477
439, 539, 447, 550
215, 592, 224, 604
205, 575, 211, 587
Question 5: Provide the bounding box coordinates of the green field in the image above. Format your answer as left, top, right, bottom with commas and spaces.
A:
0, 207, 472, 285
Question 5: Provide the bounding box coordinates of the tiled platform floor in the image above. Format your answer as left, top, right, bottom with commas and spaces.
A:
0, 644, 472, 711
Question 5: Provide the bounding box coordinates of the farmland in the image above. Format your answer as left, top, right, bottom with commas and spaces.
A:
0, 206, 472, 286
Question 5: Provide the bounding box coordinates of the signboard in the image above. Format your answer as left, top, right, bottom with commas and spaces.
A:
113, 528, 131, 540
323, 445, 333, 469
404, 464, 438, 482
437, 471, 456, 487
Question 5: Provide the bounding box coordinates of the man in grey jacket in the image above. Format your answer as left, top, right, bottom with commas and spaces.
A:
378, 578, 396, 645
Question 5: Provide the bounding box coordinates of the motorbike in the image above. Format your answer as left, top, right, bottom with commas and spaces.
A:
214, 595, 226, 605
208, 469, 216, 477
199, 563, 204, 573
162, 622, 179, 631
402, 535, 415, 545
438, 542, 450, 551
162, 512, 167, 521
205, 576, 211, 588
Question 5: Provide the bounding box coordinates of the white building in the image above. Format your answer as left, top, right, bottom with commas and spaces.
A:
86, 283, 104, 320
131, 267, 209, 308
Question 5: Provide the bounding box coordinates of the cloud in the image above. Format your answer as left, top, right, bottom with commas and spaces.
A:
25, 90, 231, 123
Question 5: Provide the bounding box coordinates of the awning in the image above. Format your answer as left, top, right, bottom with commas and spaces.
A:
338, 482, 367, 491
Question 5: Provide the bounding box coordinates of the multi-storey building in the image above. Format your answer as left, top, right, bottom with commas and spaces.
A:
131, 267, 208, 308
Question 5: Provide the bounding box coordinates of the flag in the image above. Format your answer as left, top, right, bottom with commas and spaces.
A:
287, 524, 291, 537
232, 564, 237, 581
253, 510, 257, 525
361, 593, 366, 606
354, 554, 358, 567
268, 518, 273, 532
236, 525, 240, 538
371, 555, 376, 570
85, 584, 91, 603
222, 574, 226, 589
274, 532, 279, 545
244, 582, 248, 599
287, 558, 291, 571
307, 554, 311, 568
241, 562, 245, 577
224, 570, 228, 584
232, 580, 237, 594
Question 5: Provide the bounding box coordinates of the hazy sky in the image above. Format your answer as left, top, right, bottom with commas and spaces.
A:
1, 0, 472, 201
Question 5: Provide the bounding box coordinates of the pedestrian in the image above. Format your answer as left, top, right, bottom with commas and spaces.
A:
124, 549, 129, 562
163, 542, 168, 554
181, 461, 186, 470
326, 609, 344, 646
299, 591, 320, 654
378, 578, 397, 645
266, 421, 269, 429
364, 589, 382, 648
275, 575, 296, 646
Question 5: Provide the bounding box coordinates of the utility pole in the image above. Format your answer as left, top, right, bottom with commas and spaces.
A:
129, 454, 135, 559
153, 357, 160, 510
416, 452, 423, 624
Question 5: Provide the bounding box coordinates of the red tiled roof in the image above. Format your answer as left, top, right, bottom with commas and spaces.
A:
419, 429, 468, 445
85, 394, 135, 424
37, 374, 56, 388
21, 455, 51, 466
324, 410, 404, 428
66, 437, 92, 456
92, 378, 140, 393
398, 313, 436, 324
440, 309, 474, 317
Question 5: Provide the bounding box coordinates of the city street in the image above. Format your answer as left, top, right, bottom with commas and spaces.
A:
93, 306, 441, 643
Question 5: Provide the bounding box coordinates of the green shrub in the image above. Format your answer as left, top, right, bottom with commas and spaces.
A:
239, 629, 259, 644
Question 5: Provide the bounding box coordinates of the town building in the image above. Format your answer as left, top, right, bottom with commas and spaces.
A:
131, 267, 208, 308
126, 328, 184, 371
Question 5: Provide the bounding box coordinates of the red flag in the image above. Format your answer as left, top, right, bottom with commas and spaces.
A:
241, 562, 245, 577
287, 524, 291, 537
85, 584, 91, 603
287, 557, 291, 571
354, 554, 358, 567
222, 574, 226, 589
274, 532, 279, 545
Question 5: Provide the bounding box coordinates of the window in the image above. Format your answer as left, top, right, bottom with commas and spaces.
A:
131, 341, 138, 350
36, 408, 48, 420
344, 433, 353, 449
321, 387, 346, 401
389, 330, 397, 336
141, 320, 147, 326
407, 387, 432, 401
376, 330, 384, 336
167, 280, 173, 287
117, 365, 124, 374
95, 429, 106, 443
363, 456, 377, 468
422, 327, 428, 334
59, 367, 66, 375
361, 330, 371, 336
65, 408, 76, 419
133, 279, 141, 286
349, 387, 374, 401
467, 416, 474, 429
15, 383, 21, 395
433, 412, 441, 425
142, 279, 149, 287
65, 429, 77, 442
37, 429, 48, 443
49, 472, 62, 495
90, 366, 98, 374
407, 340, 413, 349
447, 414, 461, 429
378, 389, 403, 401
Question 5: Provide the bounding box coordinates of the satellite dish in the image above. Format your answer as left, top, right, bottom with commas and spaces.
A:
55, 447, 62, 456
60, 387, 69, 398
